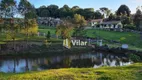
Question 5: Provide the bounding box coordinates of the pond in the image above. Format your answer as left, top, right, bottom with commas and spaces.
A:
0, 52, 133, 73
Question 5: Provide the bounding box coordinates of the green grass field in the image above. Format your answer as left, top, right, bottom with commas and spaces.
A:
37, 27, 142, 50
83, 29, 142, 48
1, 25, 142, 50
38, 29, 56, 35
0, 63, 142, 80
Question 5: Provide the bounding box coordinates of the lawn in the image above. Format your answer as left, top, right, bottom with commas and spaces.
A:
1, 25, 142, 50
0, 28, 60, 44
38, 28, 56, 35
0, 63, 142, 80
83, 29, 142, 48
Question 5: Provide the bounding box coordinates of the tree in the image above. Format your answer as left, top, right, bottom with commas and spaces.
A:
83, 8, 95, 20
100, 7, 111, 18
25, 9, 37, 19
46, 31, 51, 39
73, 14, 87, 36
73, 14, 87, 28
75, 8, 84, 16
108, 13, 116, 20
40, 9, 50, 17
47, 5, 59, 18
133, 9, 142, 30
18, 0, 33, 18
0, 0, 18, 51
36, 5, 49, 17
116, 5, 131, 17
21, 19, 38, 37
0, 0, 16, 18
56, 20, 74, 39
94, 10, 103, 19
59, 5, 73, 18
71, 6, 80, 12
121, 15, 132, 26
18, 0, 38, 45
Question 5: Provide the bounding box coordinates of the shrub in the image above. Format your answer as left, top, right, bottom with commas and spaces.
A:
124, 24, 136, 30
128, 53, 141, 62
120, 37, 126, 41
46, 31, 51, 39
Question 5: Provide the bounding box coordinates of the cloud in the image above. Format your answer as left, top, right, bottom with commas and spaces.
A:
130, 0, 142, 3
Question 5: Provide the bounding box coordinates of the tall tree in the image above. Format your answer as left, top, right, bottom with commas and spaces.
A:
134, 9, 142, 30
40, 9, 50, 17
18, 0, 31, 17
94, 10, 103, 19
37, 5, 49, 17
100, 7, 110, 18
18, 0, 38, 47
0, 0, 18, 50
56, 20, 73, 39
47, 5, 59, 18
0, 0, 16, 18
59, 5, 73, 18
71, 6, 80, 12
73, 14, 87, 36
116, 5, 131, 17
121, 12, 132, 26
73, 14, 87, 28
18, 0, 36, 18
83, 8, 95, 20
108, 13, 116, 20
75, 8, 84, 17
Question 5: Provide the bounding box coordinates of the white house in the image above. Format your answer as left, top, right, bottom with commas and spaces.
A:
89, 19, 103, 27
88, 19, 123, 31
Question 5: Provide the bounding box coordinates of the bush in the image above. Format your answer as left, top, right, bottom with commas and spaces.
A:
124, 24, 136, 30
128, 53, 141, 62
46, 31, 51, 39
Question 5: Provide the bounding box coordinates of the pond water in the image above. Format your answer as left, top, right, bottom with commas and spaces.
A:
0, 52, 133, 73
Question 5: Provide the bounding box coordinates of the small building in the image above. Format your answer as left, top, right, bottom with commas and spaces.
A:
97, 21, 123, 29
89, 19, 103, 27
88, 19, 123, 31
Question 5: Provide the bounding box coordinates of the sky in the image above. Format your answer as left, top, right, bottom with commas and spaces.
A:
17, 0, 142, 13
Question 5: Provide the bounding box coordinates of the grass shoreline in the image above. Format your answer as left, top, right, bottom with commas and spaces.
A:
0, 63, 142, 80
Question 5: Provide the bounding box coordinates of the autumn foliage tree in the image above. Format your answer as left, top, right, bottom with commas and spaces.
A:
72, 14, 87, 36
56, 20, 74, 39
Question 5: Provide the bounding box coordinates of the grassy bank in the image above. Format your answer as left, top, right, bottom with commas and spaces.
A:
38, 27, 142, 49
0, 63, 142, 80
1, 25, 142, 51
83, 29, 142, 49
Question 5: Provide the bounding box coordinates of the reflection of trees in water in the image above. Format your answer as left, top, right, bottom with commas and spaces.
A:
0, 61, 2, 67
71, 59, 94, 68
35, 53, 131, 69
12, 58, 20, 73
38, 57, 71, 69
25, 58, 29, 71
13, 59, 16, 73
0, 52, 131, 73
92, 53, 130, 67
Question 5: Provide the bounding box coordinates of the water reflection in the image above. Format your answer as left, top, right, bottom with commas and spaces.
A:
0, 52, 132, 73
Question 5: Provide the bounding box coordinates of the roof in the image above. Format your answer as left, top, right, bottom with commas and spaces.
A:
90, 19, 103, 22
101, 21, 121, 25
